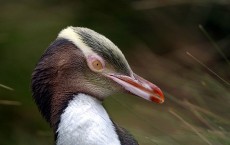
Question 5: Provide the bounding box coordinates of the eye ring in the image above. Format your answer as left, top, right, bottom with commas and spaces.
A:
87, 55, 105, 72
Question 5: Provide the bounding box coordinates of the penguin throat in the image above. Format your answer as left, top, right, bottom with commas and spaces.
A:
56, 93, 121, 145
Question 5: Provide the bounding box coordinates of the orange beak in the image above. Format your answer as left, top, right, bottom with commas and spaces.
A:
106, 73, 164, 104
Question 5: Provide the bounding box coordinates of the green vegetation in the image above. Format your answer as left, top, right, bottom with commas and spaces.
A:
0, 0, 229, 145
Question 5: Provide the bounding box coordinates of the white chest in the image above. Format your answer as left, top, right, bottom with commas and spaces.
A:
56, 94, 121, 145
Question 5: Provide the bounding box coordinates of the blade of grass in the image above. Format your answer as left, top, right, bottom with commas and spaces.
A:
109, 96, 181, 144
186, 51, 230, 86
169, 109, 213, 145
183, 100, 227, 138
0, 83, 14, 91
166, 92, 230, 125
199, 24, 230, 66
0, 100, 21, 106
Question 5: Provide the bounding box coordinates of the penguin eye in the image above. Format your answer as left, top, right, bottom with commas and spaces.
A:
92, 59, 103, 71
87, 55, 105, 72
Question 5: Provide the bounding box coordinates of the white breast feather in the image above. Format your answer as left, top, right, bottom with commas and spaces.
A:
56, 94, 121, 145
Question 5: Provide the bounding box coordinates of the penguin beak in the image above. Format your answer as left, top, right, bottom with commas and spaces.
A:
105, 73, 164, 104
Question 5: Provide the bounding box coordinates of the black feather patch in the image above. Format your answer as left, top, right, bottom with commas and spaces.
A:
113, 122, 139, 145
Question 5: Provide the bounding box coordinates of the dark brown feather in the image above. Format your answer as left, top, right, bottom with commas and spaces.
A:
113, 123, 139, 145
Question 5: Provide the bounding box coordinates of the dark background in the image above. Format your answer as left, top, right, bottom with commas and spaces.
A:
0, 0, 229, 145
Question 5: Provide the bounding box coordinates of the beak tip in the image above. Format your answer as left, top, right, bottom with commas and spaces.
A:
150, 95, 164, 104
151, 88, 164, 104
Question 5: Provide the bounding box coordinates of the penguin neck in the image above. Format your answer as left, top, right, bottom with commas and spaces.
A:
56, 93, 121, 145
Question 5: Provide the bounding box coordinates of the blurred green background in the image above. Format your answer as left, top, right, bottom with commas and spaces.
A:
0, 0, 230, 145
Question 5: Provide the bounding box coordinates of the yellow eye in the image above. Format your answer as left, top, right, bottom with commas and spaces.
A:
87, 55, 105, 72
92, 60, 103, 71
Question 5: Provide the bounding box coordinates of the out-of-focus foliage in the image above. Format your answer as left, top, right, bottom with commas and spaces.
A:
0, 0, 229, 145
